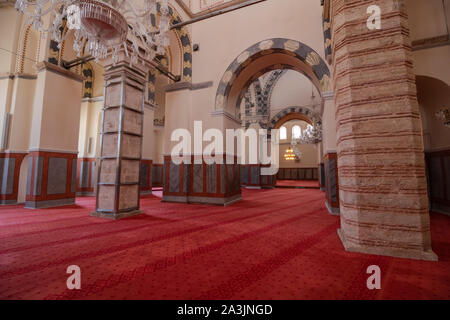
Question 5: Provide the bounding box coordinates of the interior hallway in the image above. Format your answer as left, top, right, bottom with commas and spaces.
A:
0, 188, 448, 300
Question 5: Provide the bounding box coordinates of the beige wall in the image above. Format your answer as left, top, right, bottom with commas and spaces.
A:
270, 70, 320, 118
0, 6, 21, 73
406, 0, 449, 42
413, 46, 450, 85
278, 120, 319, 168
163, 0, 329, 159
8, 77, 36, 151
78, 100, 102, 157
405, 0, 450, 153
322, 94, 336, 154
165, 0, 327, 134
142, 105, 156, 160
1, 0, 331, 173
417, 76, 450, 152
29, 69, 82, 152
407, 0, 450, 85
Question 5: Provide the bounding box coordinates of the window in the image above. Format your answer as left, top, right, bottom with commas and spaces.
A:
280, 126, 287, 140
292, 125, 302, 139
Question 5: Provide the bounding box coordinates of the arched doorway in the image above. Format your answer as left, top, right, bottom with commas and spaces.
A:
215, 38, 331, 116
270, 108, 320, 188
216, 39, 331, 190
416, 75, 450, 215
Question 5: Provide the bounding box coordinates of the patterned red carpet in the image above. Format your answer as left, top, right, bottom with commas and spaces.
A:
0, 188, 449, 300
276, 180, 320, 188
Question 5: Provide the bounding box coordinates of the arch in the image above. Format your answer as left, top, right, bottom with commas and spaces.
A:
147, 4, 192, 105
322, 0, 332, 64
247, 70, 285, 117
48, 17, 67, 66
81, 63, 94, 98
15, 24, 31, 73
270, 106, 314, 131
415, 75, 450, 150
215, 38, 331, 113
150, 4, 192, 82
15, 22, 40, 74
263, 69, 285, 112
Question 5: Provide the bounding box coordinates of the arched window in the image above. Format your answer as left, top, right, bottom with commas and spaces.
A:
292, 125, 301, 139
280, 126, 287, 140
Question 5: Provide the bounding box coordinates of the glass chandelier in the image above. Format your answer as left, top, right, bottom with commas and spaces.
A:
284, 147, 297, 161
296, 87, 323, 145
297, 118, 322, 145
289, 139, 302, 160
14, 0, 172, 65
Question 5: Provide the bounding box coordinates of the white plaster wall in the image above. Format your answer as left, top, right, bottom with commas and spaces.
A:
8, 78, 36, 151
278, 120, 319, 168
29, 69, 82, 152
270, 70, 321, 118
163, 0, 327, 156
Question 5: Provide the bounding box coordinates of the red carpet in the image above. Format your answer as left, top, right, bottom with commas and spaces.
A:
0, 188, 449, 300
276, 180, 320, 189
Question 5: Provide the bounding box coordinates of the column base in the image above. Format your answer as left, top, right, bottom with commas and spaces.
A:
25, 198, 75, 209
163, 194, 242, 206
90, 210, 143, 220
325, 200, 340, 216
337, 228, 438, 261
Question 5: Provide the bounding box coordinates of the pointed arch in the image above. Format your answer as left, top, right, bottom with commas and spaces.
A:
150, 4, 192, 81
81, 62, 94, 98
215, 38, 331, 114
269, 106, 314, 131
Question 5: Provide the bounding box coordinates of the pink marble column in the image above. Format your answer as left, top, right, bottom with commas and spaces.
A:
331, 0, 437, 260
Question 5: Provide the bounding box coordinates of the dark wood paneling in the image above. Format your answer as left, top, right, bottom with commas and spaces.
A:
426, 150, 450, 208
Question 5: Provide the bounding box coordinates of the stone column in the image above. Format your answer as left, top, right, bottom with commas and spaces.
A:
92, 57, 148, 219
331, 0, 437, 260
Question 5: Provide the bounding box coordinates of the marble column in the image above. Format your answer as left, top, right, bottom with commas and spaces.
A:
92, 57, 148, 219
331, 0, 437, 260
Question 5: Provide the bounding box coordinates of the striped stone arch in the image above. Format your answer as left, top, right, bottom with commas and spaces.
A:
262, 69, 285, 112
81, 63, 94, 98
48, 39, 61, 66
215, 38, 331, 112
15, 24, 32, 73
322, 0, 332, 64
150, 4, 193, 81
147, 4, 193, 105
48, 15, 67, 66
268, 106, 316, 131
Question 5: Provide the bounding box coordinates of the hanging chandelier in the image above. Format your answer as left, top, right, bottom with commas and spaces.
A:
14, 0, 172, 65
296, 118, 322, 145
284, 147, 297, 161
295, 86, 323, 145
